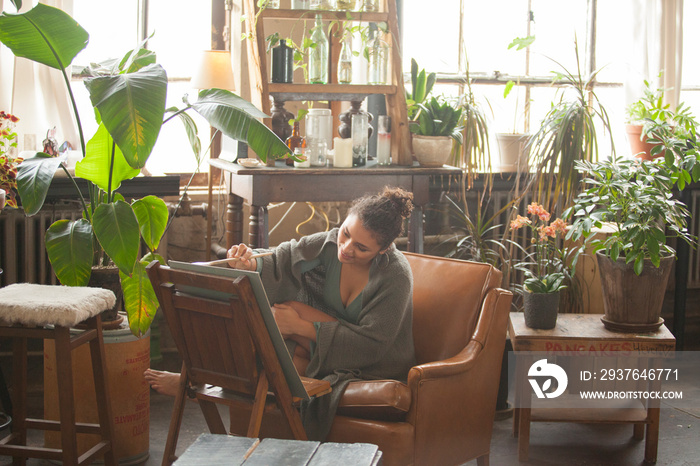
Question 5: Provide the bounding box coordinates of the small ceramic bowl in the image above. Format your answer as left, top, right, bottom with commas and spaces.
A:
237, 158, 263, 168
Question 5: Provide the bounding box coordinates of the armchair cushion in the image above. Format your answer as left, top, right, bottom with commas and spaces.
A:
336, 380, 411, 421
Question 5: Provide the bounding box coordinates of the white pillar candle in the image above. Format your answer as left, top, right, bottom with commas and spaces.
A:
333, 137, 353, 168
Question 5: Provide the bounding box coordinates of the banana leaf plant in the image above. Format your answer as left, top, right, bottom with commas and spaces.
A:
0, 1, 290, 337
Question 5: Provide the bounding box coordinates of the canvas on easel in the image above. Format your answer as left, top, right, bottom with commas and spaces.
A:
167, 260, 308, 400
146, 261, 331, 465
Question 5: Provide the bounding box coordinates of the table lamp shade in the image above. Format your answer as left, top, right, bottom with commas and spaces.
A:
190, 50, 236, 91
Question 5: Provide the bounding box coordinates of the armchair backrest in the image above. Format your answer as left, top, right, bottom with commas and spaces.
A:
403, 252, 503, 364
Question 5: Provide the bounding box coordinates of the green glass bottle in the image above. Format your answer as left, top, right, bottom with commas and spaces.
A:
308, 14, 329, 84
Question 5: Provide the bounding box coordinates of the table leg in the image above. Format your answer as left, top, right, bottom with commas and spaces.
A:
644, 407, 660, 463
226, 194, 244, 249
407, 204, 424, 254
249, 205, 269, 249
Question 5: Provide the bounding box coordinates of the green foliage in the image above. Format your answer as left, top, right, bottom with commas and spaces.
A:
409, 97, 463, 141
525, 40, 614, 212
565, 155, 696, 274
1, 2, 288, 336
406, 58, 436, 121
626, 79, 699, 141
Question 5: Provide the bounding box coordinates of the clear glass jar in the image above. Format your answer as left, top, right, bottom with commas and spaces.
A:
308, 15, 329, 84
337, 35, 353, 84
292, 0, 310, 8
363, 0, 378, 12
306, 108, 332, 151
267, 0, 280, 8
310, 0, 336, 10
376, 115, 391, 165
367, 28, 389, 85
336, 0, 356, 10
351, 113, 368, 166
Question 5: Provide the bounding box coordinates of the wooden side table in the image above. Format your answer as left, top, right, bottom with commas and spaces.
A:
509, 312, 675, 463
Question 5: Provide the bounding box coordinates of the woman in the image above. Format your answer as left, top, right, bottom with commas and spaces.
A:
145, 186, 416, 440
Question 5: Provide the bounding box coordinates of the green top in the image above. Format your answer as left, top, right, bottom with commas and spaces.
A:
300, 245, 363, 324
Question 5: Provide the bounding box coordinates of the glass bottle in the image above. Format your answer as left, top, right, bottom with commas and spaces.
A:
292, 0, 310, 8
271, 39, 294, 83
337, 35, 353, 84
285, 121, 307, 166
267, 0, 280, 8
308, 15, 329, 84
367, 26, 389, 85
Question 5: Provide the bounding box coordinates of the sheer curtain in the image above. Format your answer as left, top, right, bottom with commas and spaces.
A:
627, 0, 684, 108
0, 0, 79, 154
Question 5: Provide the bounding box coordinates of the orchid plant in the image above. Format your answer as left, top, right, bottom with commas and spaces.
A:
510, 202, 581, 294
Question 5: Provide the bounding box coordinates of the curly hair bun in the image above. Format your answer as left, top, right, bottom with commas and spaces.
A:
382, 187, 414, 219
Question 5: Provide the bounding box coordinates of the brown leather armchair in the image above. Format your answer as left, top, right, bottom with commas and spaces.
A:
229, 252, 512, 466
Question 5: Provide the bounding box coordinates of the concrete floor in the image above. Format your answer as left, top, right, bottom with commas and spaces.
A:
0, 349, 697, 466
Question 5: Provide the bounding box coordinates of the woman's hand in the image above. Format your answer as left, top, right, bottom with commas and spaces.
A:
226, 243, 257, 271
272, 303, 316, 341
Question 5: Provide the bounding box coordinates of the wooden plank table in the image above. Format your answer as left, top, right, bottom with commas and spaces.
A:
209, 158, 460, 252
508, 312, 676, 463
173, 434, 382, 465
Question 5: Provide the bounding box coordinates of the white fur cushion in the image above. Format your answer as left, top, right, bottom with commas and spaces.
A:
0, 284, 116, 327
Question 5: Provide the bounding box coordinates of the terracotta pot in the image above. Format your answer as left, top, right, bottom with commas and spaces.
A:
596, 251, 673, 332
496, 133, 529, 172
625, 124, 663, 161
412, 135, 453, 167
523, 290, 560, 329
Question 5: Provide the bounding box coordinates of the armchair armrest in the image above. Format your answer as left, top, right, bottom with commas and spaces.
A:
405, 287, 512, 466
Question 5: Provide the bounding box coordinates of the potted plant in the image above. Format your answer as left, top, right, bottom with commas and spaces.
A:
525, 40, 614, 213
510, 202, 580, 329
625, 79, 698, 160
0, 111, 21, 209
456, 59, 491, 191
0, 1, 290, 337
564, 155, 696, 332
496, 36, 534, 173
409, 96, 463, 167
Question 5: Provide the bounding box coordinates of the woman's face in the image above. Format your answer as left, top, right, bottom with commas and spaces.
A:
337, 214, 384, 267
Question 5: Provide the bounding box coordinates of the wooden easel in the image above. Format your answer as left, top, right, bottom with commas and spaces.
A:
146, 262, 331, 466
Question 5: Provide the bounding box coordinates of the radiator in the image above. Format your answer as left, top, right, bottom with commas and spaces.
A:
0, 204, 84, 286
0, 202, 170, 287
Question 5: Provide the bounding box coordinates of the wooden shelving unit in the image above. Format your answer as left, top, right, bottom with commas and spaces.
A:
242, 1, 412, 165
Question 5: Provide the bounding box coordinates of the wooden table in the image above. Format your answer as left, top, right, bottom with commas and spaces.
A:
173, 434, 382, 465
209, 158, 460, 252
509, 312, 676, 463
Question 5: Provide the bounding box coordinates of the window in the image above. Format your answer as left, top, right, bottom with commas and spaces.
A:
71, 0, 212, 175
401, 0, 654, 161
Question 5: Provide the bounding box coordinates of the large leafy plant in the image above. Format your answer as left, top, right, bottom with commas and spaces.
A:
565, 156, 695, 275
0, 1, 290, 336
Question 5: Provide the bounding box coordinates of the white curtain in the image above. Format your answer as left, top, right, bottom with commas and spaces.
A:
627, 0, 684, 109
0, 0, 78, 154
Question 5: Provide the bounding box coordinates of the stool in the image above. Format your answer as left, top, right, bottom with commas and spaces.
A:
0, 283, 118, 465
